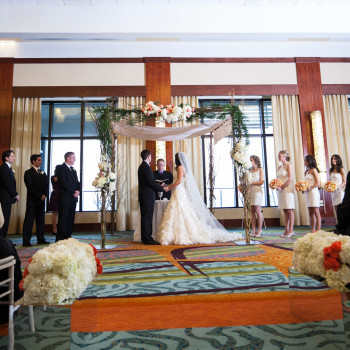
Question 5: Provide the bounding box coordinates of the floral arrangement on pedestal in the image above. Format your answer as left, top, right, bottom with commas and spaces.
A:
20, 238, 102, 305
92, 157, 116, 248
292, 231, 350, 291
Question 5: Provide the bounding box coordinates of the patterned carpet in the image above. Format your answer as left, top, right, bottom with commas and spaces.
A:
0, 227, 348, 349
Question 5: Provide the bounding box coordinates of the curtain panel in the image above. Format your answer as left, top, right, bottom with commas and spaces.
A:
9, 98, 41, 234
323, 95, 350, 173
271, 95, 308, 226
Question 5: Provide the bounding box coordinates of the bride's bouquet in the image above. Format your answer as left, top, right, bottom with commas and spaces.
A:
324, 180, 338, 193
269, 179, 283, 190
295, 180, 308, 192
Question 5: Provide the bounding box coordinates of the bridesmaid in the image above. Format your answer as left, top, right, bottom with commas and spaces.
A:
329, 154, 346, 215
249, 155, 265, 237
304, 155, 321, 233
276, 150, 295, 238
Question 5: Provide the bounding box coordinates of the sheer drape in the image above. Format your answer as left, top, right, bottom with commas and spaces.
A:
271, 95, 308, 226
171, 96, 204, 197
9, 98, 41, 234
116, 97, 145, 231
323, 95, 350, 172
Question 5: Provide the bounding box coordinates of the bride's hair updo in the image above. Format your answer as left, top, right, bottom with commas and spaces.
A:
175, 153, 181, 169
279, 150, 290, 162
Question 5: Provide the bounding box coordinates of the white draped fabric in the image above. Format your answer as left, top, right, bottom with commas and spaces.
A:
113, 118, 231, 144
10, 98, 41, 234
271, 95, 308, 226
116, 97, 145, 231
323, 95, 350, 172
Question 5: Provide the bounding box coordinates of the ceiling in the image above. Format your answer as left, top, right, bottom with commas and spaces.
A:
0, 0, 349, 58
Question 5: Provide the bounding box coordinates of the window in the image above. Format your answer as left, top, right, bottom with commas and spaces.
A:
200, 98, 277, 208
41, 100, 105, 212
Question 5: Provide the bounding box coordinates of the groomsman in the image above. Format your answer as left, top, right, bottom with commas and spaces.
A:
22, 154, 49, 247
153, 159, 173, 200
0, 150, 20, 238
55, 152, 81, 242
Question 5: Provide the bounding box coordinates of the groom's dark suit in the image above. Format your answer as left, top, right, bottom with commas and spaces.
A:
22, 167, 49, 245
55, 163, 81, 242
138, 161, 163, 244
0, 163, 18, 237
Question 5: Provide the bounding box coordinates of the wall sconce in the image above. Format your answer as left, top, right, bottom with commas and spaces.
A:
310, 110, 327, 187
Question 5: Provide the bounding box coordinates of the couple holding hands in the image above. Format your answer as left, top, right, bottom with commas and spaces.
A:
137, 150, 243, 246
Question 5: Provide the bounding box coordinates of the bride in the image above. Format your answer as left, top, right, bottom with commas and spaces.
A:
155, 152, 243, 245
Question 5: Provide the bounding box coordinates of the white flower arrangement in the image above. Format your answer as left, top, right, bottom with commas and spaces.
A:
230, 139, 250, 170
292, 231, 350, 291
142, 101, 162, 116
22, 238, 101, 304
92, 159, 116, 194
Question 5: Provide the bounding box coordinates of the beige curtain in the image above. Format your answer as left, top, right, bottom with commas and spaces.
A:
171, 96, 204, 197
9, 98, 41, 234
271, 95, 308, 226
323, 95, 350, 172
116, 97, 145, 231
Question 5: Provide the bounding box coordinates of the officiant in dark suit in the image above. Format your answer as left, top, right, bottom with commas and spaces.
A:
22, 154, 49, 247
0, 150, 20, 238
153, 159, 173, 200
55, 152, 81, 242
138, 150, 164, 245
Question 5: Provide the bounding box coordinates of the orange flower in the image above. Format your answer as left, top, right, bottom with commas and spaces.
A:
324, 241, 342, 271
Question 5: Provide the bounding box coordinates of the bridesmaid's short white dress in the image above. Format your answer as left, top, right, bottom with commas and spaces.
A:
276, 166, 295, 210
330, 172, 345, 206
250, 170, 263, 206
305, 173, 320, 208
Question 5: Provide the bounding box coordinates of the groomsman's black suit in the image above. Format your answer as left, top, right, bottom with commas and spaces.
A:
153, 170, 173, 200
138, 161, 164, 244
22, 167, 49, 245
55, 163, 81, 242
0, 163, 18, 238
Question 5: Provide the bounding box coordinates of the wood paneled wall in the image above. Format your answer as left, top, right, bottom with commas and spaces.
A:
296, 59, 333, 221
145, 58, 172, 171
0, 60, 14, 156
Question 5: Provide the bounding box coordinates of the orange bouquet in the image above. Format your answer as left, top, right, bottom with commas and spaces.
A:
269, 179, 283, 190
324, 181, 338, 192
295, 180, 308, 192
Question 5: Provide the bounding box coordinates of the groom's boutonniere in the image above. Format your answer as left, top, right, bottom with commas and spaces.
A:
12, 169, 15, 174
40, 171, 44, 175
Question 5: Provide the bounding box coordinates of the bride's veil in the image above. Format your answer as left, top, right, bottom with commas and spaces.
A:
178, 152, 227, 232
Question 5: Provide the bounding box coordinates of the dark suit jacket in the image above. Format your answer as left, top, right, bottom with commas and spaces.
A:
0, 163, 18, 204
55, 163, 81, 204
24, 167, 49, 204
138, 161, 163, 204
153, 170, 173, 200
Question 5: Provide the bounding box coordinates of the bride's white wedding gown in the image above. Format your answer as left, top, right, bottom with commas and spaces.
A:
155, 177, 243, 245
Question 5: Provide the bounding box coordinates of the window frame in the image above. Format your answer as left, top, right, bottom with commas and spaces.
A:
199, 98, 276, 209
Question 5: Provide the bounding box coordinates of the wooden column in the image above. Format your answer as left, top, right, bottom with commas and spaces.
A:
296, 58, 333, 223
144, 58, 172, 171
0, 58, 14, 156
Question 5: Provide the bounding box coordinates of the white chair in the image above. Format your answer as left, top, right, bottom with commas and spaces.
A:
0, 256, 35, 350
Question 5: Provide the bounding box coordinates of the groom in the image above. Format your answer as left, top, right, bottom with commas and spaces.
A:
138, 150, 164, 245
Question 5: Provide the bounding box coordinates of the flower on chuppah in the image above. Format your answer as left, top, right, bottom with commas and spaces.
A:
21, 239, 101, 304
292, 231, 350, 292
295, 180, 308, 192
324, 181, 338, 193
92, 158, 116, 194
230, 139, 250, 170
142, 101, 161, 117
159, 103, 195, 124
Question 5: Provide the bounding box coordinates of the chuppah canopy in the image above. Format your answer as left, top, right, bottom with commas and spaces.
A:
112, 118, 232, 144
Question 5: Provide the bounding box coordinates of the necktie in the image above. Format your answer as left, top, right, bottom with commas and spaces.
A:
37, 169, 41, 174
70, 166, 74, 172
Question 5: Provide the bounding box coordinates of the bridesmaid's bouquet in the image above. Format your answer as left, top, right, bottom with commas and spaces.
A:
324, 181, 338, 192
295, 180, 308, 192
269, 179, 283, 190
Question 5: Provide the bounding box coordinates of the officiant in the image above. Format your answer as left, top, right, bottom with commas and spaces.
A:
154, 159, 173, 200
